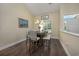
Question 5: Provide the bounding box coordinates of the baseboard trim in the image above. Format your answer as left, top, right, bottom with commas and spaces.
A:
0, 39, 26, 51
60, 40, 71, 56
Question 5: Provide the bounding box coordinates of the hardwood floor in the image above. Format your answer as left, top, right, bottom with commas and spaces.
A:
0, 39, 67, 56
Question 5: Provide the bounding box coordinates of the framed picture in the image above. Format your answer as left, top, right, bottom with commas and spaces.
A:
18, 18, 28, 28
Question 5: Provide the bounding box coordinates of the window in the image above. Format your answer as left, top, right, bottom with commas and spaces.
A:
41, 15, 49, 20
64, 14, 79, 34
39, 15, 51, 33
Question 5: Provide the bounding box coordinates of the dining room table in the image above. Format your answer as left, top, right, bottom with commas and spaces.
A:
37, 31, 46, 39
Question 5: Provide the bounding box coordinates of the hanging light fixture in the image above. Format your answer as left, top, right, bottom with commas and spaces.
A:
35, 19, 40, 24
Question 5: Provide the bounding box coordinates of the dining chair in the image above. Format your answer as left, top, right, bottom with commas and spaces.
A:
26, 30, 40, 55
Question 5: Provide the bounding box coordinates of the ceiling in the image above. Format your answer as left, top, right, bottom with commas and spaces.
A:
25, 3, 60, 16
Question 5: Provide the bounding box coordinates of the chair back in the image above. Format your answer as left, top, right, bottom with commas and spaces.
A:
28, 30, 37, 41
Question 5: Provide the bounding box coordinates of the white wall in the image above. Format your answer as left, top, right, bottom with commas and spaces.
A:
0, 4, 33, 49
60, 3, 79, 56
49, 12, 60, 39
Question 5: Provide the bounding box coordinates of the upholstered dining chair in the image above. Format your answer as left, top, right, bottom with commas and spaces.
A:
26, 30, 40, 55
28, 30, 39, 41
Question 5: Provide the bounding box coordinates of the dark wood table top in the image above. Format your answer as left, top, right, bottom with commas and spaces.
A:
37, 32, 46, 39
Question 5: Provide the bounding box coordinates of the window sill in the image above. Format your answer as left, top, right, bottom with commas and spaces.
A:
61, 30, 79, 37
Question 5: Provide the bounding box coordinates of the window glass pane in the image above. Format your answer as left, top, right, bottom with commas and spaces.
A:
41, 15, 49, 20
64, 14, 79, 34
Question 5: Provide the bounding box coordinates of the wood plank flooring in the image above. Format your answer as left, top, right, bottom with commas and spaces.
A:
0, 39, 67, 56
